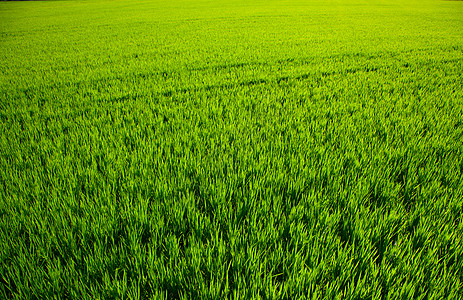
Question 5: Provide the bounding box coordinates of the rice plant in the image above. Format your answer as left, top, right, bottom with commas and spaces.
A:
1, 0, 462, 299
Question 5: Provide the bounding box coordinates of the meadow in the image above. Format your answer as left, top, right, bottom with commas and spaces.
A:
1, 0, 463, 298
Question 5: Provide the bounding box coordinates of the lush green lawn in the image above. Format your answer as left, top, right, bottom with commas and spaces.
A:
1, 0, 463, 298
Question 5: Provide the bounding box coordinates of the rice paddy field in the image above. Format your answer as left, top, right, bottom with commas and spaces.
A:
1, 0, 463, 298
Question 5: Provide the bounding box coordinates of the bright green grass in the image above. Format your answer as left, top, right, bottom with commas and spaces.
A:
1, 0, 463, 299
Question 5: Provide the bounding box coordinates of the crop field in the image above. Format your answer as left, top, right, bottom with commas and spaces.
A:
1, 0, 463, 299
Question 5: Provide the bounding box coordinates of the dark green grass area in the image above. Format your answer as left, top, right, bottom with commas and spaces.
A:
1, 0, 463, 299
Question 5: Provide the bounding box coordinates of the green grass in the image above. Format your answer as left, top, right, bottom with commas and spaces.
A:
1, 0, 463, 298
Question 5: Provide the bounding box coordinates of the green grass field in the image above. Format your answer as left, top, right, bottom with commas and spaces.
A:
1, 0, 463, 298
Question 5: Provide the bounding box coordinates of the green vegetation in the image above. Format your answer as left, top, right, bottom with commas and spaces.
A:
1, 0, 463, 298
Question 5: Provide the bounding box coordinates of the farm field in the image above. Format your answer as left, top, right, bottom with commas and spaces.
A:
1, 0, 463, 298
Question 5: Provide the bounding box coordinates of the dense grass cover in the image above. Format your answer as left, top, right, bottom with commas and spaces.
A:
1, 0, 463, 298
